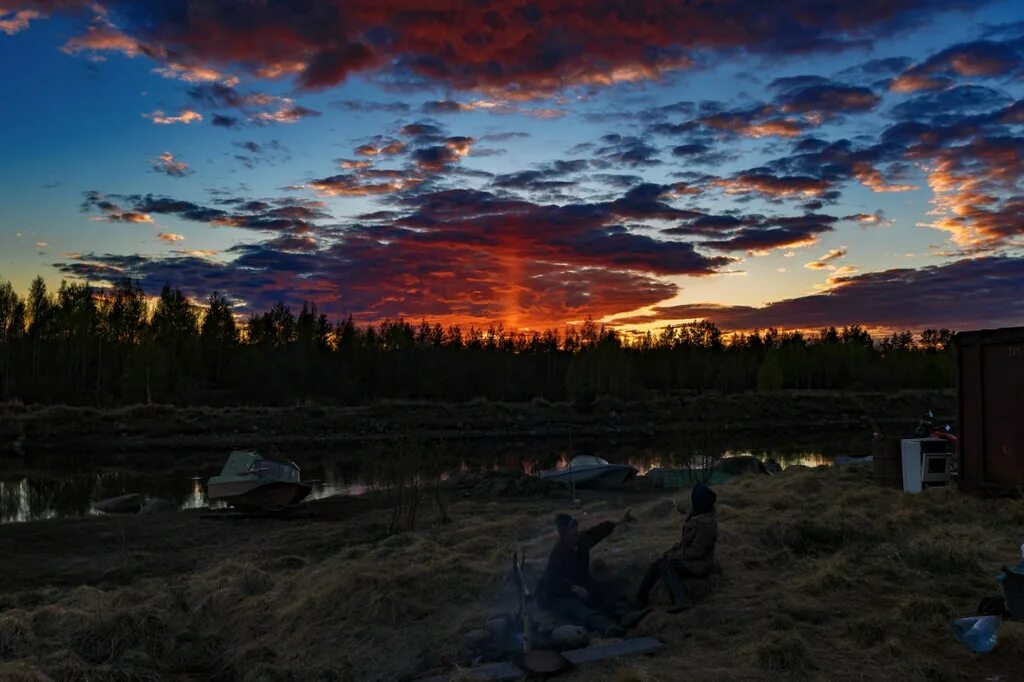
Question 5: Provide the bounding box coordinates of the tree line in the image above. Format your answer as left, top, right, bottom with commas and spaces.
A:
0, 276, 957, 406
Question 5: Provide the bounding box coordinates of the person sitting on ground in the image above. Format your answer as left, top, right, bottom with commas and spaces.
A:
537, 509, 649, 637
635, 483, 718, 612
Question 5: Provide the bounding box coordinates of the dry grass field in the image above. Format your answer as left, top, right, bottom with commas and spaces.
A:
0, 462, 1020, 681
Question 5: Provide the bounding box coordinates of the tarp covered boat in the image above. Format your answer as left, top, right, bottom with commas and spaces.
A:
206, 450, 312, 510
538, 455, 636, 490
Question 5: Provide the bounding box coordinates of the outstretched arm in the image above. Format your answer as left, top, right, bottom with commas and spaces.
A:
581, 509, 633, 548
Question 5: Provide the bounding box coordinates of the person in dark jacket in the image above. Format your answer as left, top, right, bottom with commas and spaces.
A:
539, 509, 649, 636
635, 483, 718, 612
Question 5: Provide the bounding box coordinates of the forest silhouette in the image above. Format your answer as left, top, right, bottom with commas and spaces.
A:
0, 276, 956, 406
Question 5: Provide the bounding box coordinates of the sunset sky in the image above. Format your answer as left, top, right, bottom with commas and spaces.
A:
1, 1, 1022, 332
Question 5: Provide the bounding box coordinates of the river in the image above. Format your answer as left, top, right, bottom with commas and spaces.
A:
0, 430, 873, 523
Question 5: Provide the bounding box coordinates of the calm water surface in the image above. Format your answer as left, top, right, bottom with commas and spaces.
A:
0, 431, 871, 524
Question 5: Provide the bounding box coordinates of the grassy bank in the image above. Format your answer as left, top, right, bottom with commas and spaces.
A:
0, 464, 1019, 680
0, 389, 954, 456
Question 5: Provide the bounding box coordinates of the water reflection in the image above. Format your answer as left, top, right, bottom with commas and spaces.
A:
1, 430, 870, 524
182, 478, 207, 510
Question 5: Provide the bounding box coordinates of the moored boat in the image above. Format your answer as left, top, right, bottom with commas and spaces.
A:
206, 450, 312, 510
538, 455, 636, 490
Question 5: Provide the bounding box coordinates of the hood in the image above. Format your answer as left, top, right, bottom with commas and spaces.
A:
691, 483, 717, 516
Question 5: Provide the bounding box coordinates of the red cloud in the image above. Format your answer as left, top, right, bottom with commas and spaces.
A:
68, 185, 741, 328
21, 1, 981, 96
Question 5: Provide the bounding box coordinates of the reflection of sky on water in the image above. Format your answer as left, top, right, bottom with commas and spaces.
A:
0, 479, 58, 523
181, 478, 207, 510
1, 431, 869, 524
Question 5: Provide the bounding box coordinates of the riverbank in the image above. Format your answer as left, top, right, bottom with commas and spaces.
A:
0, 389, 953, 456
0, 464, 1019, 680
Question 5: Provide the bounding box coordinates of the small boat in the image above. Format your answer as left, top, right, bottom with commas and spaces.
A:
833, 455, 874, 466
94, 493, 146, 514
206, 450, 312, 510
539, 455, 636, 490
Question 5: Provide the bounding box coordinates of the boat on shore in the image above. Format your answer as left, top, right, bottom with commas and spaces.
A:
538, 455, 636, 490
206, 450, 312, 510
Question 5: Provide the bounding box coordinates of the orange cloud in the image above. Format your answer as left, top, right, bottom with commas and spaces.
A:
143, 109, 203, 125
338, 159, 373, 170
157, 233, 185, 242
713, 173, 829, 197
151, 151, 192, 177
889, 72, 947, 92
254, 61, 307, 79
740, 119, 805, 138
354, 141, 407, 156
307, 173, 420, 196
90, 211, 153, 224
249, 101, 320, 124
804, 247, 848, 270
153, 62, 238, 86
61, 19, 149, 59
853, 163, 918, 193
826, 265, 860, 285
0, 9, 42, 35
918, 139, 1024, 249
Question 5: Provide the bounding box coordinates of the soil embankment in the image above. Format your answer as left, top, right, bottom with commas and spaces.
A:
0, 465, 1020, 680
0, 389, 954, 456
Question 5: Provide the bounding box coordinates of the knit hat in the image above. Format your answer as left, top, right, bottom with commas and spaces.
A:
555, 513, 578, 531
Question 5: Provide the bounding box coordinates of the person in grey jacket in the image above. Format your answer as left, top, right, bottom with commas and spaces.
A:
634, 483, 718, 612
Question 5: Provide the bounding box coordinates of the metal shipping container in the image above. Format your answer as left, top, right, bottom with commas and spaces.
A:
872, 436, 902, 490
957, 326, 1024, 494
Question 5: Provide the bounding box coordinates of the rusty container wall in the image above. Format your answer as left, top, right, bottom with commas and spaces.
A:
872, 437, 902, 490
957, 326, 1024, 494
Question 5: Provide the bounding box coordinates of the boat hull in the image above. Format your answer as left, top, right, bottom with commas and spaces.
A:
207, 480, 311, 510
539, 464, 636, 490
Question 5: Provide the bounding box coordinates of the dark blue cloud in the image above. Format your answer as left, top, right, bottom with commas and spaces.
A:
211, 114, 240, 128
640, 256, 1024, 330
590, 134, 662, 168
889, 85, 1013, 121
333, 100, 412, 114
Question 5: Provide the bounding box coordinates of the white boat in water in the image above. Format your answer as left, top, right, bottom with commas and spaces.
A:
207, 450, 312, 510
538, 455, 637, 489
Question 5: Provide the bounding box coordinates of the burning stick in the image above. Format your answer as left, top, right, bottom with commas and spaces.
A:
512, 549, 531, 652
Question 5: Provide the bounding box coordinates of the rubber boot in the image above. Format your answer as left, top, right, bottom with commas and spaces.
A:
620, 607, 652, 629
586, 613, 625, 638
662, 561, 694, 613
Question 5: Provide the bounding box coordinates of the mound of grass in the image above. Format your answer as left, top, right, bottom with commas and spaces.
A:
847, 613, 890, 646
0, 661, 50, 682
997, 621, 1024, 656
0, 610, 33, 659
755, 630, 812, 672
